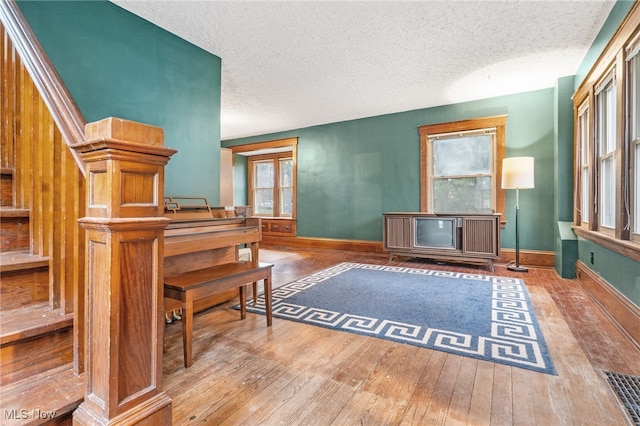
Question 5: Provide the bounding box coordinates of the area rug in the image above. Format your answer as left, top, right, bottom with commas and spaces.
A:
240, 262, 556, 375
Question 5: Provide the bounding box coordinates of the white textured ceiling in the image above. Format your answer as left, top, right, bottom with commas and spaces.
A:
111, 0, 616, 140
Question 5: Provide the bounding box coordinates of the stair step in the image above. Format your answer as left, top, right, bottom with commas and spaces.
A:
0, 207, 29, 218
0, 303, 73, 346
0, 366, 84, 425
0, 208, 30, 252
1, 304, 74, 387
0, 251, 49, 273
0, 167, 14, 207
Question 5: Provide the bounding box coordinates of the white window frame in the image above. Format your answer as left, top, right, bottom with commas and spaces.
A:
577, 101, 591, 226
594, 70, 617, 232
628, 33, 640, 240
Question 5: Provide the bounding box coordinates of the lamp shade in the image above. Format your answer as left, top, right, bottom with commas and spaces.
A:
502, 156, 535, 189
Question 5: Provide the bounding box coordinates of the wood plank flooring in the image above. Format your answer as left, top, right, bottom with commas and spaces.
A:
162, 248, 640, 425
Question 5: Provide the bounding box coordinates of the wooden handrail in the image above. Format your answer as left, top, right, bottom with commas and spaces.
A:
0, 0, 86, 174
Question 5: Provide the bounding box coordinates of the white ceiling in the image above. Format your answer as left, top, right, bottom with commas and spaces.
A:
111, 0, 616, 141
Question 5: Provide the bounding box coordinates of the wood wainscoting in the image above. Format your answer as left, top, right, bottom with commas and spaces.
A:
576, 260, 640, 348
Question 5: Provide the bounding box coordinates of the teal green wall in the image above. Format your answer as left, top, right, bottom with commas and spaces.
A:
578, 238, 640, 305
18, 0, 222, 203
233, 155, 248, 206
575, 0, 635, 90
224, 88, 556, 249
571, 0, 639, 307
554, 76, 578, 278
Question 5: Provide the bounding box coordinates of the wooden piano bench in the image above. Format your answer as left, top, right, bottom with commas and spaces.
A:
164, 261, 274, 368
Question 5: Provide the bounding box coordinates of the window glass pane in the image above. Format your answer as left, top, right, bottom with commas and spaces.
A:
600, 156, 615, 228
254, 160, 274, 215
578, 107, 590, 224
433, 177, 493, 214
280, 159, 293, 187
605, 86, 616, 153
597, 82, 616, 155
254, 188, 273, 215
280, 188, 293, 215
255, 161, 274, 188
582, 167, 590, 223
579, 108, 589, 164
433, 135, 492, 176
632, 54, 640, 141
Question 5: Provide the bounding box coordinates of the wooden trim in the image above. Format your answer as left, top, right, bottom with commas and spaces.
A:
262, 236, 386, 254
0, 0, 86, 173
418, 115, 507, 225
576, 260, 640, 348
574, 1, 640, 102
228, 137, 298, 154
262, 235, 555, 267
499, 248, 555, 268
242, 138, 297, 219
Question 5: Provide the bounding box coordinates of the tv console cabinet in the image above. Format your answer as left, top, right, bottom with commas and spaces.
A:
383, 213, 501, 271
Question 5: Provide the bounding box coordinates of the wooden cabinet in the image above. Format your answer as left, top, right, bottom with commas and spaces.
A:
261, 218, 296, 236
383, 213, 500, 270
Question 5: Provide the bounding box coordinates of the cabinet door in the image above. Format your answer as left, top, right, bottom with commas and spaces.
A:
461, 216, 499, 257
384, 216, 412, 250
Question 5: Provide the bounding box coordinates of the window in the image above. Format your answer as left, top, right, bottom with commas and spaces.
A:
253, 159, 276, 215
595, 72, 617, 231
419, 116, 506, 219
572, 2, 640, 260
577, 102, 590, 225
630, 36, 640, 239
230, 137, 297, 219
430, 130, 495, 213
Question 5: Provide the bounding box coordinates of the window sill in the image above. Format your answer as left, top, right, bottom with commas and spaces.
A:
572, 227, 640, 262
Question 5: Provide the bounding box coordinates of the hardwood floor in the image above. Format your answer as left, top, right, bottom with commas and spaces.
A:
162, 247, 640, 425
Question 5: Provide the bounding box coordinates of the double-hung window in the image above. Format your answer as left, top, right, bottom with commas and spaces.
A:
250, 154, 293, 217
229, 137, 297, 219
429, 129, 495, 214
577, 102, 590, 225
595, 72, 617, 231
630, 35, 640, 239
419, 115, 506, 218
572, 3, 640, 260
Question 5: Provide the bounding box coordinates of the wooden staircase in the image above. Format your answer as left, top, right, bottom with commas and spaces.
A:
2, 3, 175, 423
1, 20, 84, 424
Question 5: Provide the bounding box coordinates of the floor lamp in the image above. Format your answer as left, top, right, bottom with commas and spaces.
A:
502, 157, 535, 272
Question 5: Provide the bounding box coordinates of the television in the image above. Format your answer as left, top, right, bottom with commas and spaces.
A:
414, 217, 460, 250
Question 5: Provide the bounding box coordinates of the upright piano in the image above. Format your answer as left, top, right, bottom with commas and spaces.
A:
163, 197, 260, 312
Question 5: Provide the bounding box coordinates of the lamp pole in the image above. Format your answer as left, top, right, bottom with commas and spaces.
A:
508, 187, 527, 272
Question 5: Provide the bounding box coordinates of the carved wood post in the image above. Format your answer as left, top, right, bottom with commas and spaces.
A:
71, 117, 176, 425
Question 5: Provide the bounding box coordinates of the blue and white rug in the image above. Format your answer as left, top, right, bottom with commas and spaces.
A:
243, 262, 556, 375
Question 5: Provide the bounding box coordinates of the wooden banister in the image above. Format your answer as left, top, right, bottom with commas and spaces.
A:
0, 0, 86, 174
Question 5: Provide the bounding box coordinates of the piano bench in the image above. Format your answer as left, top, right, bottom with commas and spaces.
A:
164, 261, 273, 368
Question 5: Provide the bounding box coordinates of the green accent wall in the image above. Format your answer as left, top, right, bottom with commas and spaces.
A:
554, 76, 578, 278
225, 88, 556, 250
575, 0, 635, 90
18, 0, 222, 203
571, 0, 639, 307
578, 238, 640, 305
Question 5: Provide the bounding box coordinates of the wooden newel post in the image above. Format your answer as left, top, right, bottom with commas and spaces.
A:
71, 118, 177, 425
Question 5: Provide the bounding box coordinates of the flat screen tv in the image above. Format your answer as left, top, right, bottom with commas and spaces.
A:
414, 217, 458, 250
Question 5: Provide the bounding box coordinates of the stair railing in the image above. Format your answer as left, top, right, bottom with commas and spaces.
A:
0, 0, 86, 173
1, 2, 176, 424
